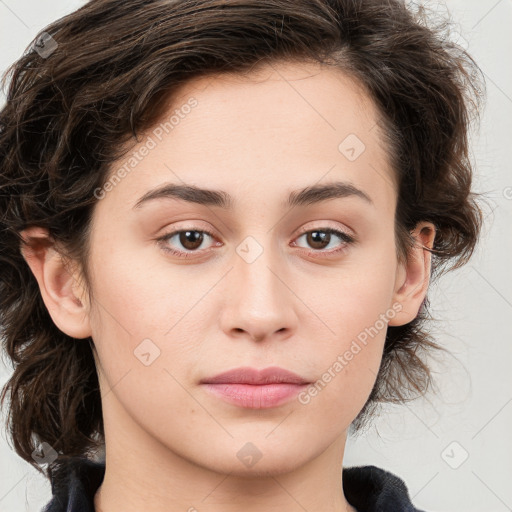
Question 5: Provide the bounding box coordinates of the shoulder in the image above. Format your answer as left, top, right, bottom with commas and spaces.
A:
42, 456, 105, 512
343, 465, 427, 512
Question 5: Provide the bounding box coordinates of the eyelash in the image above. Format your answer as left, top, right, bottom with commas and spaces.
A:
156, 226, 355, 259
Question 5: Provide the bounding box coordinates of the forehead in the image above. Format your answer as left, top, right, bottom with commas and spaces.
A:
106, 60, 397, 216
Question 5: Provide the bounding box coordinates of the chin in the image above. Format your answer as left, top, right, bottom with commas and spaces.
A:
193, 437, 315, 478
208, 455, 308, 479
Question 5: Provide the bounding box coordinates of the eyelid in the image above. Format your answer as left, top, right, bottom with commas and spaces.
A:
294, 221, 355, 239
158, 220, 219, 237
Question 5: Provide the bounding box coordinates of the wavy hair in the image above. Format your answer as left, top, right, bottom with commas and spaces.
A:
0, 0, 486, 479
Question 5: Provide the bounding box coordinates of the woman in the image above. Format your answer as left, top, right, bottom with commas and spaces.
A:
0, 1, 485, 511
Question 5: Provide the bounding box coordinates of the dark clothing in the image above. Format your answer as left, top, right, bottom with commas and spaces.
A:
42, 456, 426, 512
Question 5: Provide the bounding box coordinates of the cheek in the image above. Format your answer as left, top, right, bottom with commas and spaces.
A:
87, 250, 201, 436
304, 247, 397, 349
293, 249, 396, 426
86, 237, 209, 406
294, 302, 386, 440
88, 234, 189, 337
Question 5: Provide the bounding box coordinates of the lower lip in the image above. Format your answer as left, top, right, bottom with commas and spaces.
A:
201, 383, 308, 409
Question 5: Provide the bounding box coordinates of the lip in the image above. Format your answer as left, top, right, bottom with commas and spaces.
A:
200, 366, 310, 385
200, 366, 311, 409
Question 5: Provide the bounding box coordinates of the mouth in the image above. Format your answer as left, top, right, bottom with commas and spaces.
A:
200, 366, 311, 409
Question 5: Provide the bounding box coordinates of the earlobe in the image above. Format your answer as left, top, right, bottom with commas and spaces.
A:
388, 221, 436, 327
19, 226, 92, 339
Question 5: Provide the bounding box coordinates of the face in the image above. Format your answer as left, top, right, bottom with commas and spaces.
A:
32, 60, 430, 477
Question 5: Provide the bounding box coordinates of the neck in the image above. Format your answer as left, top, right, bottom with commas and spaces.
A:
94, 420, 357, 512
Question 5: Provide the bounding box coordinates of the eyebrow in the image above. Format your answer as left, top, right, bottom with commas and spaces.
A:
132, 180, 373, 210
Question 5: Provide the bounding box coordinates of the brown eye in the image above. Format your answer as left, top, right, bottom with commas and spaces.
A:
294, 228, 354, 253
157, 228, 218, 257
176, 230, 205, 251
305, 230, 333, 250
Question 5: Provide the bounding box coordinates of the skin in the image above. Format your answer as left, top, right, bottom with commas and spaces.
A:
20, 60, 435, 512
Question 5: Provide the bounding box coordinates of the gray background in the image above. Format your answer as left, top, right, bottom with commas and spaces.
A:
1, 1, 511, 511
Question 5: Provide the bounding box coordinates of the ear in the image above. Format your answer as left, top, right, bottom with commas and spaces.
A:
19, 226, 92, 339
388, 221, 436, 327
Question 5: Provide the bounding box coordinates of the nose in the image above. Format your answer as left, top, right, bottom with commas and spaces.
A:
218, 238, 298, 343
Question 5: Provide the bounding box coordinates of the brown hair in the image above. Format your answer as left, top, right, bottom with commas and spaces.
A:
0, 0, 486, 479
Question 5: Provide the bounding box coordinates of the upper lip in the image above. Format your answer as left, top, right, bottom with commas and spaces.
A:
200, 366, 310, 385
